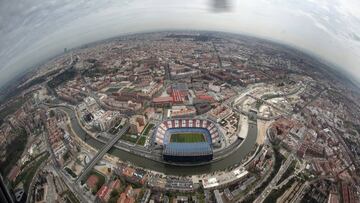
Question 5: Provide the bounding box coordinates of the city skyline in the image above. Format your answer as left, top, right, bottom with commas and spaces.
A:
1, 0, 360, 88
0, 31, 359, 203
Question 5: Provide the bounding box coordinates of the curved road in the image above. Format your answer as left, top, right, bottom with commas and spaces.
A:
59, 106, 257, 175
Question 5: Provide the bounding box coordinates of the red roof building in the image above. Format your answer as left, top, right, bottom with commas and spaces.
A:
96, 185, 109, 201
86, 175, 99, 190
152, 96, 173, 105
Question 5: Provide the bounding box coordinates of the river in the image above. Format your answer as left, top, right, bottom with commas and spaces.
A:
60, 106, 257, 175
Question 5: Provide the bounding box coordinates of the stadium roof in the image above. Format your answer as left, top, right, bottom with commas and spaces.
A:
163, 142, 212, 156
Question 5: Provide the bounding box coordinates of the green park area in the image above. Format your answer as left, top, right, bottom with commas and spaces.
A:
136, 136, 147, 146
0, 99, 25, 118
0, 128, 28, 176
13, 152, 49, 193
141, 123, 155, 136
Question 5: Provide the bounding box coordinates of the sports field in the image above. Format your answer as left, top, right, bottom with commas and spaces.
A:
170, 133, 205, 143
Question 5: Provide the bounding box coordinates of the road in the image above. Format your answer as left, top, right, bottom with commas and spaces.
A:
295, 88, 327, 113
55, 164, 94, 203
254, 155, 295, 203
232, 82, 309, 122
246, 94, 290, 115
43, 123, 92, 203
44, 103, 259, 175
76, 123, 129, 184
45, 173, 56, 203
26, 153, 48, 203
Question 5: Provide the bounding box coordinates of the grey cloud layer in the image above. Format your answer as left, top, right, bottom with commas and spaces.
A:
0, 0, 359, 87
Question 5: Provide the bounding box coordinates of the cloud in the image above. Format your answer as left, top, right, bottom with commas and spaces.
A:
0, 0, 359, 87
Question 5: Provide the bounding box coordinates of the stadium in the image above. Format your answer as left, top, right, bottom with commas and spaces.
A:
154, 119, 220, 163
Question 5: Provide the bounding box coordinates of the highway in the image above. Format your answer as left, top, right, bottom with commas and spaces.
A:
254, 155, 295, 203
246, 94, 291, 115
26, 153, 48, 203
49, 104, 258, 175
43, 126, 92, 203
76, 123, 130, 184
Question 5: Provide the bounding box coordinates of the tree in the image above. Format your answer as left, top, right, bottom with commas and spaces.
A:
110, 190, 119, 198
108, 196, 118, 203
49, 110, 55, 117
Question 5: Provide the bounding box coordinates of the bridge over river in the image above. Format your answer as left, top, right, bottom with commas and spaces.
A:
58, 106, 257, 175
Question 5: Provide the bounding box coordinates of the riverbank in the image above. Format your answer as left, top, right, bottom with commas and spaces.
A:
57, 105, 258, 175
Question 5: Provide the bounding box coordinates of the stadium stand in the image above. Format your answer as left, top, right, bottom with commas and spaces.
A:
163, 143, 213, 162
154, 119, 220, 162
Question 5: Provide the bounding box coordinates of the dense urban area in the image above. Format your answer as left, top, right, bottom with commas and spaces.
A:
1, 31, 360, 203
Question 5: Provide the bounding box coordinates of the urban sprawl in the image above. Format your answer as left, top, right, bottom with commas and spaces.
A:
1, 32, 360, 203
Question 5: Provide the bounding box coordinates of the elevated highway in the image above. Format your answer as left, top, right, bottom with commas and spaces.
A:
49, 105, 257, 175
76, 123, 129, 184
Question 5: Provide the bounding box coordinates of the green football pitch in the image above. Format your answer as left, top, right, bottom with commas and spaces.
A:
170, 133, 205, 143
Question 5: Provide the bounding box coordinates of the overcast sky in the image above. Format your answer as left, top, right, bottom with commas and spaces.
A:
0, 0, 360, 87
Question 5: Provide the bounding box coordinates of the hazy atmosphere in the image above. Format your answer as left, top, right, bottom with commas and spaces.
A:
0, 0, 360, 87
2, 1, 360, 202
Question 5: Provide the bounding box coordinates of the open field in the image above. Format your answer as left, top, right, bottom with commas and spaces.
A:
257, 120, 271, 145
170, 133, 205, 143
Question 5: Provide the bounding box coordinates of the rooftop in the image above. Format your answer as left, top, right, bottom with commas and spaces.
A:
163, 142, 212, 156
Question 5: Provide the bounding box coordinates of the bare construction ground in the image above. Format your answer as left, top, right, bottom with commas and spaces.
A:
257, 120, 271, 145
